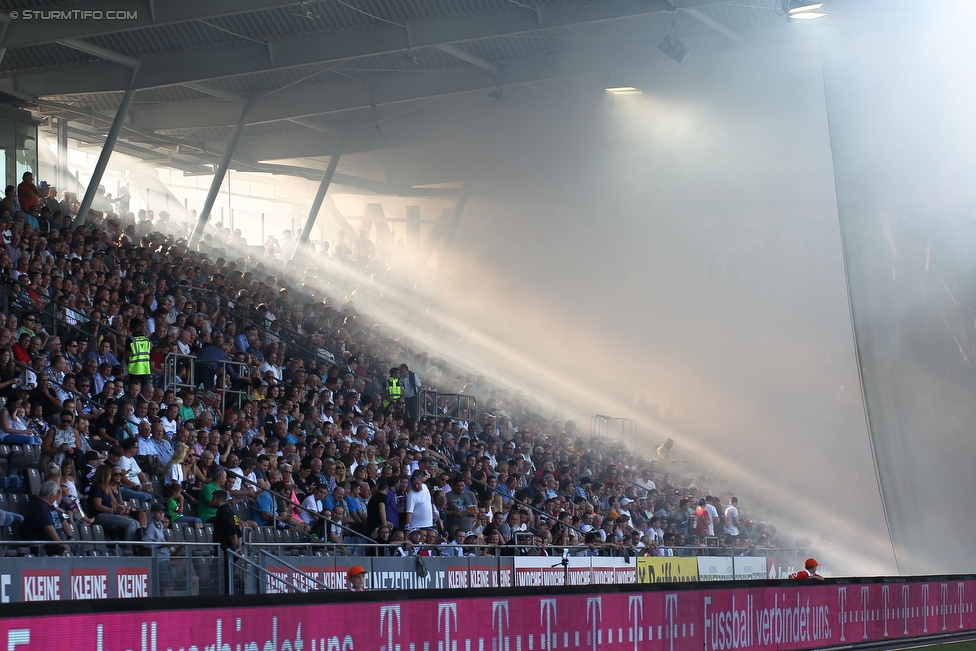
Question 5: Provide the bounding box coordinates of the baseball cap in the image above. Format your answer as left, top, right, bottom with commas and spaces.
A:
805, 558, 818, 569
347, 565, 367, 577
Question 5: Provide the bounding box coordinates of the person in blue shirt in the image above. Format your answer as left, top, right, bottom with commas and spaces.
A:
86, 339, 120, 367
253, 473, 283, 526
323, 485, 346, 512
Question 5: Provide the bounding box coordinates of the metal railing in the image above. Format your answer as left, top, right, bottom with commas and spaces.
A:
420, 389, 477, 421
163, 351, 196, 393
227, 548, 332, 594
590, 414, 637, 448
163, 352, 249, 414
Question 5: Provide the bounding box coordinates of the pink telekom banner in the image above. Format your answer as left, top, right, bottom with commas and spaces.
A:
0, 580, 973, 651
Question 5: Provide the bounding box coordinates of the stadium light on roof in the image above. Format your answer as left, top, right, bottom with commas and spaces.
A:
784, 1, 826, 19
605, 86, 642, 95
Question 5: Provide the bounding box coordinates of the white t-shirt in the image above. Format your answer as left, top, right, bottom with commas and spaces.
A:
118, 455, 143, 484
165, 463, 184, 486
405, 484, 434, 529
300, 495, 322, 525
160, 416, 179, 437
227, 466, 244, 491
724, 505, 739, 536
705, 504, 719, 536
635, 478, 656, 498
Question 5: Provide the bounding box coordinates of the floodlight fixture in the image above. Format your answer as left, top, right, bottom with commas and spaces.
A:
788, 1, 823, 13
783, 1, 826, 19
605, 86, 642, 95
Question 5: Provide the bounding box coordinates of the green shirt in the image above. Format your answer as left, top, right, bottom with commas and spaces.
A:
197, 481, 220, 523
166, 497, 183, 522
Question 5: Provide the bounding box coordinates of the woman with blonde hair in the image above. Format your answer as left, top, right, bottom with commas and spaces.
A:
333, 462, 347, 484
165, 443, 189, 487
59, 458, 90, 524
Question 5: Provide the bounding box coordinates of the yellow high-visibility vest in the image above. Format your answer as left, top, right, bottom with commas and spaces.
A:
128, 336, 151, 375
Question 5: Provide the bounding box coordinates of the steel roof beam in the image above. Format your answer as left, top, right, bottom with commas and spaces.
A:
433, 44, 498, 75
4, 0, 728, 96
0, 0, 307, 49
129, 38, 665, 132
182, 81, 248, 105
59, 38, 141, 68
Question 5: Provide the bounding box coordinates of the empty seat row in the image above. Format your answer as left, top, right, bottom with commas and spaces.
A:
0, 491, 30, 515
0, 445, 41, 492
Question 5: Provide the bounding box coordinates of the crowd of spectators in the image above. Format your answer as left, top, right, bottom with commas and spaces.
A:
0, 189, 789, 558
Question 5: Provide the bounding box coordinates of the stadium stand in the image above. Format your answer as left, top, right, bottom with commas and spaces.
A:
0, 204, 797, 568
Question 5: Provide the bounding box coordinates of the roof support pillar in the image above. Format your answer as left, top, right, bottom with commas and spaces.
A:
70, 86, 136, 232
291, 150, 341, 260
187, 120, 244, 248
56, 117, 69, 192
444, 180, 473, 245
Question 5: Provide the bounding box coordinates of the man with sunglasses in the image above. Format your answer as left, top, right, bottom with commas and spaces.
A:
63, 338, 83, 372
18, 313, 49, 349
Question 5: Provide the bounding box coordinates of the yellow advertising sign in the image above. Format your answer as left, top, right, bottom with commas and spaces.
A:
637, 557, 700, 583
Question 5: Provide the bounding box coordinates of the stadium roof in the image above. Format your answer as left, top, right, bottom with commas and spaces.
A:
0, 0, 919, 191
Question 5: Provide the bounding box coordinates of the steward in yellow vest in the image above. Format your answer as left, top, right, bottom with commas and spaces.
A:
384, 367, 402, 408
127, 317, 152, 385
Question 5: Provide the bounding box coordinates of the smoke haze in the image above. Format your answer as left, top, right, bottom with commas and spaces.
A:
323, 2, 976, 575
320, 29, 890, 573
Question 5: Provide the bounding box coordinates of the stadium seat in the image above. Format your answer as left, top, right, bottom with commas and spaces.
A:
232, 500, 253, 522
256, 526, 274, 544
76, 524, 97, 556
173, 521, 188, 540
1, 523, 29, 557
24, 468, 41, 497
7, 492, 27, 516
90, 524, 111, 555
186, 526, 209, 556
0, 447, 25, 492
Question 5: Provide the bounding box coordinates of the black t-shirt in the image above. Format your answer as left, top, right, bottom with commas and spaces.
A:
94, 413, 123, 441
212, 503, 242, 550
366, 490, 388, 534
23, 497, 65, 555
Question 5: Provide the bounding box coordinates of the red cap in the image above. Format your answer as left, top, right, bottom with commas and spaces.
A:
347, 565, 367, 577
805, 558, 818, 569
